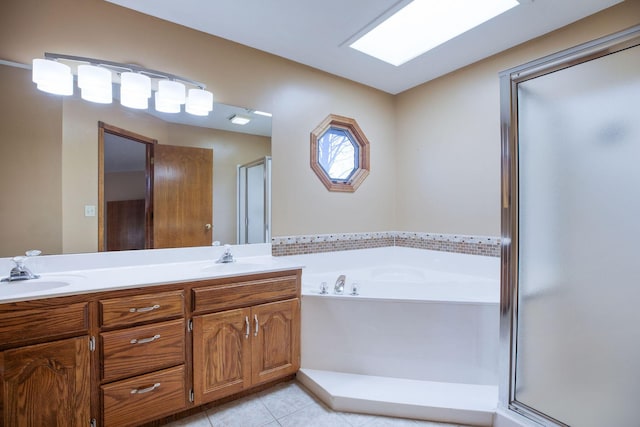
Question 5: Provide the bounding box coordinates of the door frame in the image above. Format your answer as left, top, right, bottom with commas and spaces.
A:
98, 122, 157, 252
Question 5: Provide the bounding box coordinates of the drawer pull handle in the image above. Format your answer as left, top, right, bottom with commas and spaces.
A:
129, 304, 160, 313
130, 334, 161, 345
254, 314, 259, 337
245, 316, 250, 339
130, 383, 160, 395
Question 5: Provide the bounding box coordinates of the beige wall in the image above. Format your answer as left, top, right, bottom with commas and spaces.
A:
0, 0, 397, 249
395, 1, 640, 236
0, 65, 63, 256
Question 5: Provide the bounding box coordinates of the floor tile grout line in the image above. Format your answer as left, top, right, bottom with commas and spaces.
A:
256, 394, 279, 426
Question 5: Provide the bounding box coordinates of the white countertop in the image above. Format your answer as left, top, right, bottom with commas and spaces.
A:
0, 245, 304, 304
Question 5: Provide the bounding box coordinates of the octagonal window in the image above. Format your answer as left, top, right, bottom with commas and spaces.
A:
310, 114, 370, 192
318, 127, 359, 182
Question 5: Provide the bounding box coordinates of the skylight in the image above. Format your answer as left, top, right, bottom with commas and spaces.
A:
350, 0, 520, 66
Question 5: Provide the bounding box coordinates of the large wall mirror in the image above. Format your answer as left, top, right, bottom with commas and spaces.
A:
0, 62, 272, 257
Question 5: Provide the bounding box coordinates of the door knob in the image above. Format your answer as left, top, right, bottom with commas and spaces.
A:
205, 224, 212, 231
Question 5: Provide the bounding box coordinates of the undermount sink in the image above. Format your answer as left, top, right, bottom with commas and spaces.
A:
0, 274, 85, 292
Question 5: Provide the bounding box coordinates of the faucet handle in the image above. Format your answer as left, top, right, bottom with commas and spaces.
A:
26, 249, 42, 257
11, 256, 27, 267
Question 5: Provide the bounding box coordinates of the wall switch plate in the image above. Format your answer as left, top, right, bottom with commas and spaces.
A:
84, 205, 96, 217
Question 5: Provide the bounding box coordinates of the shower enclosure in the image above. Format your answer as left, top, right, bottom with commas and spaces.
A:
500, 26, 640, 426
237, 156, 271, 244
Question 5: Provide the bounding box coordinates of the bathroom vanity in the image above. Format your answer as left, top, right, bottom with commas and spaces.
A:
0, 256, 301, 427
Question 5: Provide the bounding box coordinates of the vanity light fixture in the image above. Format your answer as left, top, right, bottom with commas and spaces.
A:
185, 88, 214, 116
120, 72, 151, 109
32, 58, 73, 95
77, 64, 112, 103
31, 52, 213, 115
229, 114, 251, 125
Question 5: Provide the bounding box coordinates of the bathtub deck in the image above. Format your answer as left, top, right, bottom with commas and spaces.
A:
297, 369, 498, 427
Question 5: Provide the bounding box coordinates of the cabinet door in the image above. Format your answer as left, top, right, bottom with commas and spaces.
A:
192, 308, 251, 405
251, 299, 300, 386
1, 336, 91, 427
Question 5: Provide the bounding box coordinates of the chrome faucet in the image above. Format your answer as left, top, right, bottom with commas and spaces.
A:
216, 244, 235, 263
2, 250, 41, 282
334, 274, 346, 294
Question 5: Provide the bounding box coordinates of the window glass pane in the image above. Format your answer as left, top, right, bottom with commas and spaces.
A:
317, 128, 358, 181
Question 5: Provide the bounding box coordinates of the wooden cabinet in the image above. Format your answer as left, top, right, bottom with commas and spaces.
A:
1, 336, 91, 427
251, 299, 300, 386
0, 268, 301, 426
102, 365, 187, 427
192, 307, 252, 402
192, 273, 300, 405
98, 290, 187, 427
0, 298, 91, 426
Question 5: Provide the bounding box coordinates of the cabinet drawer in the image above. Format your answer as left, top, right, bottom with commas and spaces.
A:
100, 290, 184, 327
0, 302, 88, 348
102, 365, 187, 427
193, 274, 298, 313
101, 318, 185, 382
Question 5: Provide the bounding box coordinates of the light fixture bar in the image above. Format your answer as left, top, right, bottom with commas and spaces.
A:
34, 52, 214, 116
44, 52, 207, 89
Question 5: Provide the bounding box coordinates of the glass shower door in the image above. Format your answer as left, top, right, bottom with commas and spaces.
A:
502, 29, 640, 426
237, 157, 271, 244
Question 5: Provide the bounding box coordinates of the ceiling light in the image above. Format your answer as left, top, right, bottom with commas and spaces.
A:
157, 80, 186, 105
350, 0, 519, 66
185, 88, 214, 116
253, 110, 273, 117
154, 91, 181, 113
77, 64, 112, 104
230, 114, 251, 125
120, 72, 151, 109
31, 53, 213, 116
32, 58, 73, 95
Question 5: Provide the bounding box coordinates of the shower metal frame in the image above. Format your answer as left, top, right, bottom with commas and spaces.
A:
498, 24, 640, 427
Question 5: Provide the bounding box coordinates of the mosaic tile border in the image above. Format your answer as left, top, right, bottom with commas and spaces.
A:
271, 232, 500, 257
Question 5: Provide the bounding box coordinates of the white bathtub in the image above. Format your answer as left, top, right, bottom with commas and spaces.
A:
284, 246, 500, 426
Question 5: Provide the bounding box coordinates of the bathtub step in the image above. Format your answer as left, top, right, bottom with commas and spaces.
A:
297, 369, 497, 427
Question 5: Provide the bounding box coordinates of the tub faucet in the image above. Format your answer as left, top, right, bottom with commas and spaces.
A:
334, 274, 346, 294
2, 250, 41, 282
216, 244, 235, 263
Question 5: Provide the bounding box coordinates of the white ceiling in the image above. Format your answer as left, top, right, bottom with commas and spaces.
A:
105, 0, 623, 94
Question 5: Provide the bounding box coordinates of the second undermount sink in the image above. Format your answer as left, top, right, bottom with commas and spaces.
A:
200, 257, 275, 273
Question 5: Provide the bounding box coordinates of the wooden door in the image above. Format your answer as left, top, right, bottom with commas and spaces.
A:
153, 145, 213, 248
106, 199, 145, 251
192, 308, 251, 405
251, 299, 300, 386
1, 336, 91, 427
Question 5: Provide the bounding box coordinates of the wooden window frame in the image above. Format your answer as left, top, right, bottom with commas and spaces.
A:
310, 114, 370, 192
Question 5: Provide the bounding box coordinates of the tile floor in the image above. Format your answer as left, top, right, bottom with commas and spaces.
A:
165, 380, 474, 427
